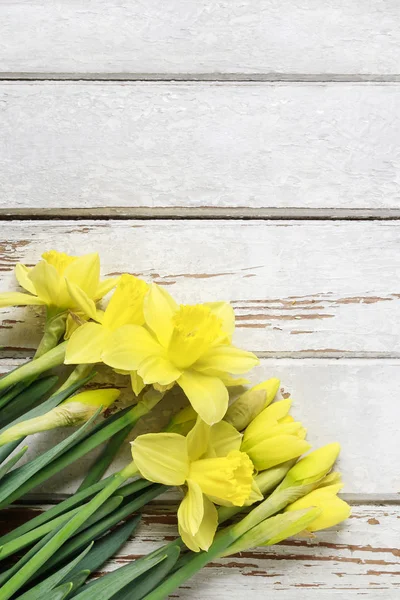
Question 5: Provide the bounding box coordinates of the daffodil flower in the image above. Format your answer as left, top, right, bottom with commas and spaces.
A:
131, 418, 256, 552
241, 399, 311, 470
285, 481, 351, 531
65, 274, 149, 370
99, 284, 259, 424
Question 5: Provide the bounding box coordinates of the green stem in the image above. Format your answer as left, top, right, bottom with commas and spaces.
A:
0, 464, 137, 600
0, 342, 67, 393
141, 530, 235, 600
57, 364, 94, 395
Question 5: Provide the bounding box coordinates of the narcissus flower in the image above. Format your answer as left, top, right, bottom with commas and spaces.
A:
241, 399, 311, 470
224, 377, 281, 431
131, 418, 256, 552
65, 274, 149, 366
101, 284, 259, 424
285, 481, 351, 531
0, 388, 120, 446
0, 251, 117, 319
278, 442, 341, 491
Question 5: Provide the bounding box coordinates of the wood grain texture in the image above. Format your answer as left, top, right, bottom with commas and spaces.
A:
1, 504, 399, 597
1, 83, 400, 210
0, 220, 399, 354
1, 1, 399, 76
0, 358, 398, 496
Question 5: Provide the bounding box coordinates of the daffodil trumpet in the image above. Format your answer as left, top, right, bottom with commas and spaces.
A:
0, 389, 120, 446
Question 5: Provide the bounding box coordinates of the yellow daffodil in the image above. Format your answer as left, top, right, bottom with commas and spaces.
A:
224, 377, 281, 431
65, 274, 149, 366
285, 481, 351, 531
0, 251, 117, 319
240, 399, 311, 470
131, 418, 255, 552
100, 284, 259, 424
278, 442, 341, 491
0, 388, 120, 445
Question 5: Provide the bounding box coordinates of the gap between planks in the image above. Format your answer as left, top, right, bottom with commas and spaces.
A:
0, 208, 400, 221
1, 73, 400, 82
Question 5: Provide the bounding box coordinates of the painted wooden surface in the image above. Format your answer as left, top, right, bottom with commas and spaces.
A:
1, 83, 400, 211
1, 1, 400, 76
1, 504, 399, 598
0, 220, 399, 355
0, 2, 399, 596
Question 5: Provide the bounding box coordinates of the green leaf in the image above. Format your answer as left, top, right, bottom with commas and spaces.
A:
71, 552, 168, 600
64, 570, 91, 595
0, 445, 28, 481
47, 582, 74, 600
115, 545, 181, 600
0, 380, 33, 411
15, 544, 93, 600
0, 408, 102, 509
65, 516, 141, 582
0, 376, 58, 427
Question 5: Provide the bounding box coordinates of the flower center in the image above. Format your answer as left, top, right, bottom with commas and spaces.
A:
42, 250, 77, 275
168, 305, 224, 369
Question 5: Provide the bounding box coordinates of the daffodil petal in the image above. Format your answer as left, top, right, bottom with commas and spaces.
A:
204, 302, 235, 340
95, 277, 119, 300
102, 324, 162, 371
144, 283, 178, 347
65, 322, 108, 364
63, 388, 120, 408
130, 371, 146, 396
137, 355, 181, 386
131, 433, 189, 486
178, 371, 229, 425
209, 421, 243, 457
247, 436, 311, 471
178, 479, 204, 536
186, 417, 211, 461
66, 280, 98, 320
0, 292, 45, 308
194, 346, 259, 375
179, 494, 218, 552
15, 263, 37, 294
64, 253, 100, 297
28, 261, 61, 306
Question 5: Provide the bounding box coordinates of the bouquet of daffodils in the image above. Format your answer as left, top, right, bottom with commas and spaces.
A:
0, 251, 351, 599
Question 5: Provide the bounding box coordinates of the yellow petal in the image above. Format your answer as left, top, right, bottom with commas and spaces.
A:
64, 253, 100, 298
209, 421, 243, 457
194, 345, 259, 375
65, 280, 98, 320
42, 250, 76, 274
102, 274, 149, 329
177, 371, 229, 425
15, 263, 37, 294
204, 302, 235, 341
138, 355, 181, 386
177, 479, 204, 536
95, 277, 119, 300
63, 388, 120, 408
242, 399, 292, 447
282, 443, 341, 489
251, 378, 281, 408
102, 324, 162, 371
130, 371, 146, 396
144, 283, 178, 347
28, 260, 61, 306
65, 322, 108, 364
0, 292, 45, 308
186, 417, 210, 461
179, 494, 218, 552
286, 485, 351, 532
246, 436, 311, 471
131, 432, 189, 485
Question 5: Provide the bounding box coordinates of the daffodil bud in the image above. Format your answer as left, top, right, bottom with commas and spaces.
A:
240, 399, 310, 471
224, 378, 280, 431
278, 443, 341, 491
0, 388, 120, 446
223, 507, 321, 556
285, 483, 351, 531
165, 405, 197, 435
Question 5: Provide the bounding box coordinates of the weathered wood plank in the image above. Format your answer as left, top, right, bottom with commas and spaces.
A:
0, 220, 399, 354
1, 504, 399, 597
1, 83, 400, 210
0, 358, 398, 496
0, 1, 399, 76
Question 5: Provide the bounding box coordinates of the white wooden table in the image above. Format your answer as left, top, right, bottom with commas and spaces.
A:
0, 2, 399, 597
